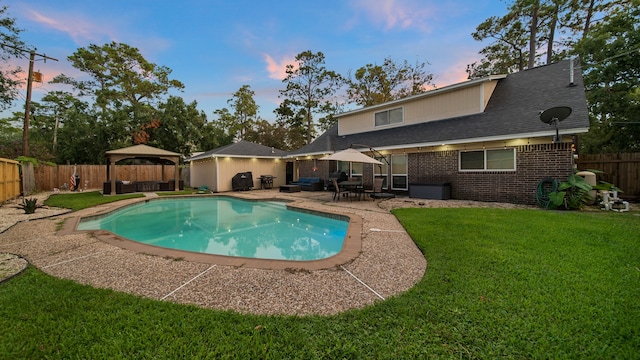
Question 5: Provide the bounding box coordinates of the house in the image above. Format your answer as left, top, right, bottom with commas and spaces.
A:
187, 140, 287, 192
286, 59, 590, 205
188, 60, 589, 205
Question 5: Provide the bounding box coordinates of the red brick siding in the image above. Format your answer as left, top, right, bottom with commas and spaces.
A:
408, 143, 574, 205
297, 159, 331, 179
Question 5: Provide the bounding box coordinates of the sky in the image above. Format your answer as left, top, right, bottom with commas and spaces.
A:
3, 0, 508, 122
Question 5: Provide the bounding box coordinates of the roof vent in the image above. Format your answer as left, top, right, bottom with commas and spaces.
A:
568, 58, 577, 87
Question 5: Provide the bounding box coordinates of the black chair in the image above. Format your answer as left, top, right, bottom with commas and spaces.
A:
332, 179, 350, 201
364, 178, 384, 200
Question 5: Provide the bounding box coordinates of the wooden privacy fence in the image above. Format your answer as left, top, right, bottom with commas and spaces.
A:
35, 164, 180, 192
0, 157, 20, 202
576, 153, 640, 201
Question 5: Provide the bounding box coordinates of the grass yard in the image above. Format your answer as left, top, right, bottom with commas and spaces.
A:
0, 207, 638, 358
44, 191, 144, 211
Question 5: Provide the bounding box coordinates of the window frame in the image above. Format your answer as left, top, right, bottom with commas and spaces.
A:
374, 155, 389, 190
390, 154, 408, 190
374, 107, 404, 127
337, 161, 362, 182
459, 148, 516, 172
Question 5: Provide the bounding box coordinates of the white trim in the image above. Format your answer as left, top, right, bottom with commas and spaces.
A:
273, 127, 591, 159
349, 128, 590, 153
390, 154, 408, 190
187, 154, 283, 162
215, 157, 220, 192
374, 106, 404, 128
479, 83, 485, 112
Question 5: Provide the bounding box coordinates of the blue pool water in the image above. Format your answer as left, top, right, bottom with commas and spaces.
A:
77, 197, 348, 261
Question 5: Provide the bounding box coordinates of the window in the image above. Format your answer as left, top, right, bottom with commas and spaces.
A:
337, 161, 349, 174
350, 162, 363, 182
391, 154, 407, 190
374, 156, 389, 189
375, 107, 403, 127
337, 161, 362, 182
460, 148, 515, 171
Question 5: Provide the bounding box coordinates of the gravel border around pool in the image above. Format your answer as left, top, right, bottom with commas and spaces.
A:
0, 190, 429, 315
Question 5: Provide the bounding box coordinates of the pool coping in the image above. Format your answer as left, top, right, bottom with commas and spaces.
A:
59, 194, 362, 271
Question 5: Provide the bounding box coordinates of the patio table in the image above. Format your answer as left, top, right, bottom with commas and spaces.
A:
338, 181, 364, 200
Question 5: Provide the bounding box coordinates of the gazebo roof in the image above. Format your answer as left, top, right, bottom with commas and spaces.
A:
105, 144, 180, 157
104, 144, 181, 195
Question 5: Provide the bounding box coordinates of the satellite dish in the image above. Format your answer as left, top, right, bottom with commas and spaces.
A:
540, 106, 572, 124
539, 106, 572, 143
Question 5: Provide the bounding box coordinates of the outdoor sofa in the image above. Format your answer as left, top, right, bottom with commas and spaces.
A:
158, 179, 184, 191
103, 180, 135, 194
290, 177, 323, 191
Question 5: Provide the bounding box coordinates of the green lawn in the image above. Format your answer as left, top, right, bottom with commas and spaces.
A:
44, 191, 144, 211
1, 207, 638, 358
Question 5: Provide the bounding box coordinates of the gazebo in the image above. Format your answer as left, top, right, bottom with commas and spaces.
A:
104, 144, 181, 195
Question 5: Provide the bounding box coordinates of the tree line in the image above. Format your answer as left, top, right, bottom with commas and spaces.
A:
0, 0, 638, 165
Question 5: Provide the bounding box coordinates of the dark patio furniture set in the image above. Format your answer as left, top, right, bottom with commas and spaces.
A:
103, 179, 184, 194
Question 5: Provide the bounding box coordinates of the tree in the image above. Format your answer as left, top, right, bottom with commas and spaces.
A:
36, 91, 82, 155
0, 115, 22, 159
0, 4, 25, 110
214, 85, 259, 140
467, 0, 622, 78
25, 91, 106, 164
278, 50, 344, 144
274, 99, 307, 150
211, 107, 236, 139
574, 1, 640, 153
468, 7, 532, 78
151, 96, 208, 157
346, 57, 434, 107
228, 85, 258, 139
199, 121, 234, 152
244, 118, 290, 150
52, 42, 184, 147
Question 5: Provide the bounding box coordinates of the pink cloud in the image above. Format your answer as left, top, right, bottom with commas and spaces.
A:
263, 53, 298, 80
24, 8, 117, 44
434, 66, 470, 89
349, 0, 435, 32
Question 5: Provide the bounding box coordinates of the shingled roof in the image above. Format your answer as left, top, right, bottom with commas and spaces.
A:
187, 140, 287, 161
289, 59, 589, 156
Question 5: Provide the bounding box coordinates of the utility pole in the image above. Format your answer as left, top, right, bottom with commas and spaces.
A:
1, 43, 58, 157
23, 50, 35, 157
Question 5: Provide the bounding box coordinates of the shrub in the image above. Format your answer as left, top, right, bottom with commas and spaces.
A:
17, 197, 40, 214
548, 173, 593, 210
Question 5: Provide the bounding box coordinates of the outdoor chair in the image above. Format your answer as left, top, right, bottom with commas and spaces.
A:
332, 179, 350, 201
364, 178, 384, 200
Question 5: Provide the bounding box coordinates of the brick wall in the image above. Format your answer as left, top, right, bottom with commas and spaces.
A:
297, 159, 332, 179
408, 143, 574, 205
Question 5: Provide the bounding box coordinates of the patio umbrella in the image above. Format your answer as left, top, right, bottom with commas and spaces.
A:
318, 148, 383, 165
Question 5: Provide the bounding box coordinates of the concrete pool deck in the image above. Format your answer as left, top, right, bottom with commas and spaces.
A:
1, 190, 430, 315
0, 189, 532, 315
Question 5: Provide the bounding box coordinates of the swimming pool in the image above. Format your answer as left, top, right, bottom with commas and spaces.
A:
77, 197, 349, 261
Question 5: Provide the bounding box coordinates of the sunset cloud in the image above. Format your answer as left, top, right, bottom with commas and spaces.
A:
24, 8, 117, 44
263, 53, 297, 80
349, 0, 435, 32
